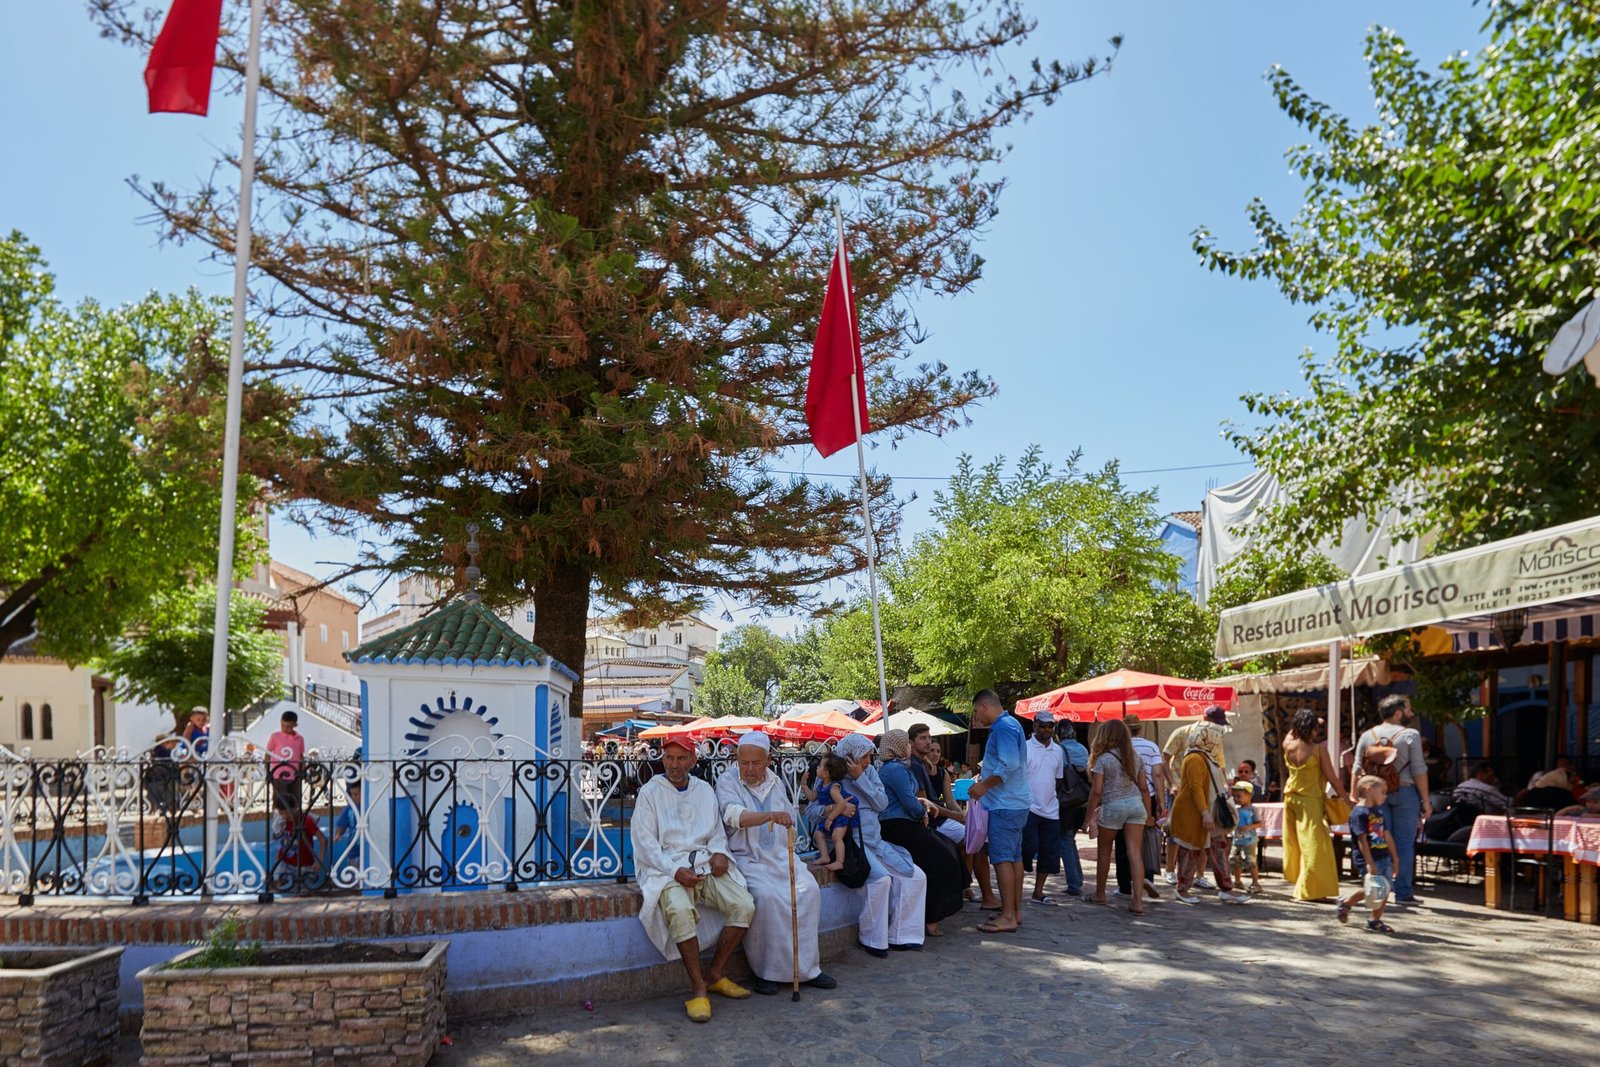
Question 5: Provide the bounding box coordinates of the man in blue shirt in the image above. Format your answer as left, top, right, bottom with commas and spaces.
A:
970, 688, 1029, 934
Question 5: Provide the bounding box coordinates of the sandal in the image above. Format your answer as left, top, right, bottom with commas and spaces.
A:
977, 922, 1019, 934
1129, 907, 1145, 916
1337, 901, 1352, 925
1366, 919, 1394, 933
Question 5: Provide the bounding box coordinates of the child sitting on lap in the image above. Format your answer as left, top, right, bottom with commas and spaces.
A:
811, 754, 859, 871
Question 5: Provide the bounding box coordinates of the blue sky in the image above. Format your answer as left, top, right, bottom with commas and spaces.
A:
1, 2, 1484, 628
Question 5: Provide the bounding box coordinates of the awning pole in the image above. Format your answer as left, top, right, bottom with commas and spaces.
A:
1327, 642, 1342, 787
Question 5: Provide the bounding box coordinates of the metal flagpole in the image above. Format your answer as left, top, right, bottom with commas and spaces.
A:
208, 0, 268, 737
832, 204, 891, 715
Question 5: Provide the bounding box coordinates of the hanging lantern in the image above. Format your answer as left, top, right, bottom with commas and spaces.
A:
1492, 608, 1529, 648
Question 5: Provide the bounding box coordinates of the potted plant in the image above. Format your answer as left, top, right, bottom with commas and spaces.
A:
0, 945, 123, 1067
138, 919, 447, 1066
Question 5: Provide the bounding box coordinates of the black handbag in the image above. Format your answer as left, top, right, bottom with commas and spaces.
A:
1056, 760, 1090, 814
1203, 753, 1238, 830
836, 822, 870, 889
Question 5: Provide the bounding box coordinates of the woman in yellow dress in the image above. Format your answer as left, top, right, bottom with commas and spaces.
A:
1280, 708, 1343, 901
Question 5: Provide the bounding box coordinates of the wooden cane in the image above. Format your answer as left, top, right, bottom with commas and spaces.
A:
788, 823, 800, 1001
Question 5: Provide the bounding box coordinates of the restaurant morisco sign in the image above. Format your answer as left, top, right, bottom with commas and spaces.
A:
1215, 514, 1600, 661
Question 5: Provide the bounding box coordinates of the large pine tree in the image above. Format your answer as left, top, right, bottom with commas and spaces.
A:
93, 1, 1114, 709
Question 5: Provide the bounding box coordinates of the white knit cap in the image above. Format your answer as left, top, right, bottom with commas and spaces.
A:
736, 730, 771, 752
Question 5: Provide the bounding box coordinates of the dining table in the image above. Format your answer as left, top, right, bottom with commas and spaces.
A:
1466, 814, 1600, 922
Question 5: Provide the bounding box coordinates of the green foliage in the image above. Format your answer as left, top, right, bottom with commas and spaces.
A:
168, 916, 261, 971
1205, 547, 1347, 672
0, 233, 285, 664
707, 624, 792, 712
776, 626, 831, 705
97, 584, 286, 730
696, 661, 766, 719
1364, 630, 1487, 725
1196, 2, 1600, 553
818, 600, 917, 702
835, 448, 1205, 706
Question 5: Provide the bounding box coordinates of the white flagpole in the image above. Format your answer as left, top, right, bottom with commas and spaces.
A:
833, 204, 891, 716
208, 0, 267, 737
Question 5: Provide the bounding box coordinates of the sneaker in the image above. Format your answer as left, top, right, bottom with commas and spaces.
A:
1173, 891, 1201, 905
1194, 876, 1216, 890
1219, 890, 1253, 905
1108, 888, 1127, 899
1064, 887, 1083, 897
1162, 871, 1177, 885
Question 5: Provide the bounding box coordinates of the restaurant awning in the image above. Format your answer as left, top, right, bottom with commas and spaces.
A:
1215, 513, 1600, 661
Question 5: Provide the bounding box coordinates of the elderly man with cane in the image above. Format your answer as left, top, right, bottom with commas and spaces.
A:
716, 731, 838, 995
633, 735, 757, 1023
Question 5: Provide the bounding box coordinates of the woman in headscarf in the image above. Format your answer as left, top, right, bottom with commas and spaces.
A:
1281, 708, 1342, 901
831, 732, 929, 954
875, 729, 965, 938
1168, 721, 1254, 906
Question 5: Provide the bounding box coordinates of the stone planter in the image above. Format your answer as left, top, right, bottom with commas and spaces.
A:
137, 940, 447, 1067
0, 946, 123, 1067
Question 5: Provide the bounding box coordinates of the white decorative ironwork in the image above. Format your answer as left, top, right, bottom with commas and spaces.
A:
0, 739, 818, 903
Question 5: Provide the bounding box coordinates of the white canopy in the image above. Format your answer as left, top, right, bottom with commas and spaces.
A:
1216, 513, 1600, 661
857, 708, 966, 737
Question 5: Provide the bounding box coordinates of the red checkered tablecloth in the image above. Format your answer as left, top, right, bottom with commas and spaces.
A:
1467, 814, 1590, 858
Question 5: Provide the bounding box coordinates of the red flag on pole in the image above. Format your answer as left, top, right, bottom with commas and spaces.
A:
145, 0, 225, 115
806, 241, 869, 458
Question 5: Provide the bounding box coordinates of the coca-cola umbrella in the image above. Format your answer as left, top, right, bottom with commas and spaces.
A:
1015, 670, 1235, 723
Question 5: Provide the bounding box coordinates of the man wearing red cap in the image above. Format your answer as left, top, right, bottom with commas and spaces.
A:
633, 735, 756, 1022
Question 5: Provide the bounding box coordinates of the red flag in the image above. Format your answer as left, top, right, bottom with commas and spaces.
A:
145, 0, 225, 115
806, 243, 869, 457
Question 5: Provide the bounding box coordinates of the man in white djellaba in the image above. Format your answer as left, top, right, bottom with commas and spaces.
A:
715, 731, 838, 995
632, 735, 756, 1023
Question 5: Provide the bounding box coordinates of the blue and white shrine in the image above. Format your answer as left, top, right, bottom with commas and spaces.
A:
344, 593, 581, 892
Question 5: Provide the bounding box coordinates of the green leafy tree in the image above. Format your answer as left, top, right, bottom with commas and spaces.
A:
777, 625, 831, 705
696, 661, 765, 720
92, 1, 1117, 712
0, 233, 285, 664
98, 584, 287, 732
1195, 2, 1600, 553
707, 624, 791, 712
818, 598, 917, 702
889, 448, 1195, 706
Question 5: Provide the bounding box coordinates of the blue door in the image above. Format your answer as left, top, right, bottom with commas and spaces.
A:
443, 802, 485, 890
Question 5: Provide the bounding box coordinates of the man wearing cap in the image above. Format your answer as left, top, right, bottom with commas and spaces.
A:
633, 735, 756, 1022
1022, 711, 1066, 905
715, 731, 837, 995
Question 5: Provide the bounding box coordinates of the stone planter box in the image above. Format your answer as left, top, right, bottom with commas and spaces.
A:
137, 940, 447, 1067
0, 946, 122, 1067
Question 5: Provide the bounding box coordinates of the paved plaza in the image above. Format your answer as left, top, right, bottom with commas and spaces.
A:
431, 866, 1599, 1067
101, 862, 1600, 1066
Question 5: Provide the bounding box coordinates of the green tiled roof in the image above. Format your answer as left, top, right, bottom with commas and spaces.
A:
347, 600, 577, 679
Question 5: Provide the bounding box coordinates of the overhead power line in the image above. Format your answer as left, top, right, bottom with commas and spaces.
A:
748, 459, 1252, 482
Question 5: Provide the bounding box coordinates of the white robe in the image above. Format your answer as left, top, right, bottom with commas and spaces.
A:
835, 765, 926, 949
716, 769, 822, 982
632, 773, 747, 960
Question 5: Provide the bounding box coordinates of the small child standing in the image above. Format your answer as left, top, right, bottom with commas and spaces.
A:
811, 754, 859, 871
1229, 781, 1263, 893
1339, 775, 1399, 933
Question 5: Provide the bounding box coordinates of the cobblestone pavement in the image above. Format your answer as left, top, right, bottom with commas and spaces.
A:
431, 864, 1600, 1067
107, 861, 1600, 1066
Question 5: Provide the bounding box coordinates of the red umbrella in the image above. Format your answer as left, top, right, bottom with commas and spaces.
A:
1016, 671, 1235, 723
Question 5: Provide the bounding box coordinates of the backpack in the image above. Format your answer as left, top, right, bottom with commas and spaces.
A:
1056, 758, 1090, 814
1361, 727, 1404, 794
836, 822, 870, 889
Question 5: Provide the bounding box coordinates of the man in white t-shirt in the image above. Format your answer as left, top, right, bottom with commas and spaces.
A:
1022, 711, 1066, 905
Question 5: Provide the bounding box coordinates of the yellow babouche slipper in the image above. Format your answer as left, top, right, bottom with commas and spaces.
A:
685, 995, 712, 1023
706, 976, 750, 999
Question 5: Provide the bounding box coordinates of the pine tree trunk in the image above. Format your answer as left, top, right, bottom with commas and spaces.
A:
534, 559, 594, 717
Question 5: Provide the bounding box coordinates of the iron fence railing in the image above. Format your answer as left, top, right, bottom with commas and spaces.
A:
0, 740, 812, 905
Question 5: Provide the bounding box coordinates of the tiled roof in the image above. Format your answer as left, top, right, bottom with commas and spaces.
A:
347, 599, 577, 679
1168, 510, 1204, 532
